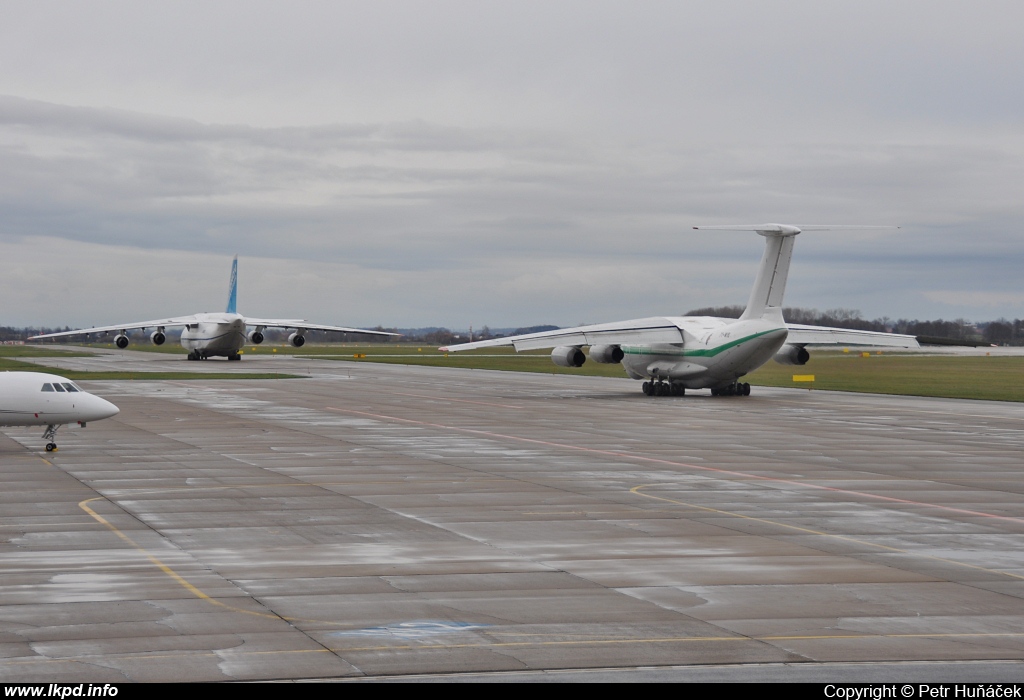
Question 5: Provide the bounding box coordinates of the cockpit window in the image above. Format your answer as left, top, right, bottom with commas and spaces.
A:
61, 383, 79, 392
41, 383, 54, 392
53, 383, 66, 392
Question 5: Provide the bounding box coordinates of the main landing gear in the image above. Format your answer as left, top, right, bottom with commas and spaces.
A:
42, 424, 59, 452
188, 351, 241, 361
711, 382, 751, 397
642, 381, 685, 397
641, 381, 752, 397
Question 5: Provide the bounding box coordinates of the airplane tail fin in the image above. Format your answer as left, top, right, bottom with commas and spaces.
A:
693, 224, 801, 322
692, 224, 897, 322
740, 226, 799, 322
226, 256, 238, 314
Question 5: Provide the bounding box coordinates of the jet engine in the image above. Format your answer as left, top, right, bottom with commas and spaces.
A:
247, 330, 265, 344
288, 332, 305, 348
114, 334, 129, 349
551, 346, 585, 368
773, 344, 810, 366
588, 344, 624, 364
150, 331, 166, 346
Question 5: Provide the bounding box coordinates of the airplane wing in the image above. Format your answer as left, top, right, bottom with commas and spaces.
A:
242, 318, 402, 337
441, 317, 685, 352
785, 324, 920, 348
29, 316, 201, 339
440, 319, 920, 353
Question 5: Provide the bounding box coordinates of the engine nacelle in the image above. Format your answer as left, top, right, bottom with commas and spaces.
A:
248, 330, 265, 344
589, 344, 624, 364
150, 331, 166, 346
114, 334, 129, 349
288, 332, 306, 348
551, 345, 585, 368
773, 344, 810, 366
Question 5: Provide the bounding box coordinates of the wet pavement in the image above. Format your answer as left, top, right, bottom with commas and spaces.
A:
2, 350, 1024, 681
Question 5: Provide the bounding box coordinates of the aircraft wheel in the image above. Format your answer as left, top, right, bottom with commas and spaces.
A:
642, 381, 651, 395
742, 382, 751, 396
656, 382, 669, 397
45, 443, 56, 452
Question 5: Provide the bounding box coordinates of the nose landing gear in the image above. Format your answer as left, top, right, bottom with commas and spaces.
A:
42, 424, 60, 452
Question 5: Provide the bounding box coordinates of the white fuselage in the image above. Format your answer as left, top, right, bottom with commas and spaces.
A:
179, 313, 248, 358
619, 316, 789, 388
0, 372, 120, 427
440, 225, 917, 395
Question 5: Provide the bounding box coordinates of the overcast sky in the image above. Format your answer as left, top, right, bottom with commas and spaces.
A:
2, 1, 1022, 329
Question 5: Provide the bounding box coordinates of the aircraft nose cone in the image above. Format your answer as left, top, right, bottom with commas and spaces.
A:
85, 395, 120, 421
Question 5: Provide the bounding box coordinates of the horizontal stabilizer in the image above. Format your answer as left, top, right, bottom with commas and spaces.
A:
694, 224, 898, 234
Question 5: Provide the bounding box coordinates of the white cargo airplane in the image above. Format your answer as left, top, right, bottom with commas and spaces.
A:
30, 257, 399, 360
441, 224, 920, 396
0, 371, 119, 451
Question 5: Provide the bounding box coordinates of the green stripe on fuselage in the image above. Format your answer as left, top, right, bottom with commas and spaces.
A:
622, 328, 784, 358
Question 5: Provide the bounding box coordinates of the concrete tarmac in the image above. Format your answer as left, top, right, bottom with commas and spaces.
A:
3, 349, 1024, 682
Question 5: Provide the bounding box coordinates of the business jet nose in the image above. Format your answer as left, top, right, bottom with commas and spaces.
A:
83, 394, 120, 422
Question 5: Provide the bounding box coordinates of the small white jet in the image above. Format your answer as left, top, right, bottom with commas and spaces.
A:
0, 371, 119, 451
30, 257, 399, 360
441, 224, 920, 396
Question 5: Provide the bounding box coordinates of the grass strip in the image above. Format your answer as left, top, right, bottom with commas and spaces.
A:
326, 346, 1024, 402
19, 343, 1024, 401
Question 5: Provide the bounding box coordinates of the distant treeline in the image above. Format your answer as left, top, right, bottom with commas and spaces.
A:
6, 315, 1023, 346
0, 326, 74, 342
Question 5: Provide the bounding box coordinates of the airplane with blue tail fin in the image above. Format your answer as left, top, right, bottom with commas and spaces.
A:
31, 256, 399, 360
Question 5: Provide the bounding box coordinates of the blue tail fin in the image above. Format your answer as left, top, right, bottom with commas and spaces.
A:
226, 256, 238, 314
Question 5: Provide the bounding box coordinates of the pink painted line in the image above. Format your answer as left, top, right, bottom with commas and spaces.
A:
325, 404, 1024, 526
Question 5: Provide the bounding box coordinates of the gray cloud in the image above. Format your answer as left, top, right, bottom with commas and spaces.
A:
1, 2, 1022, 327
